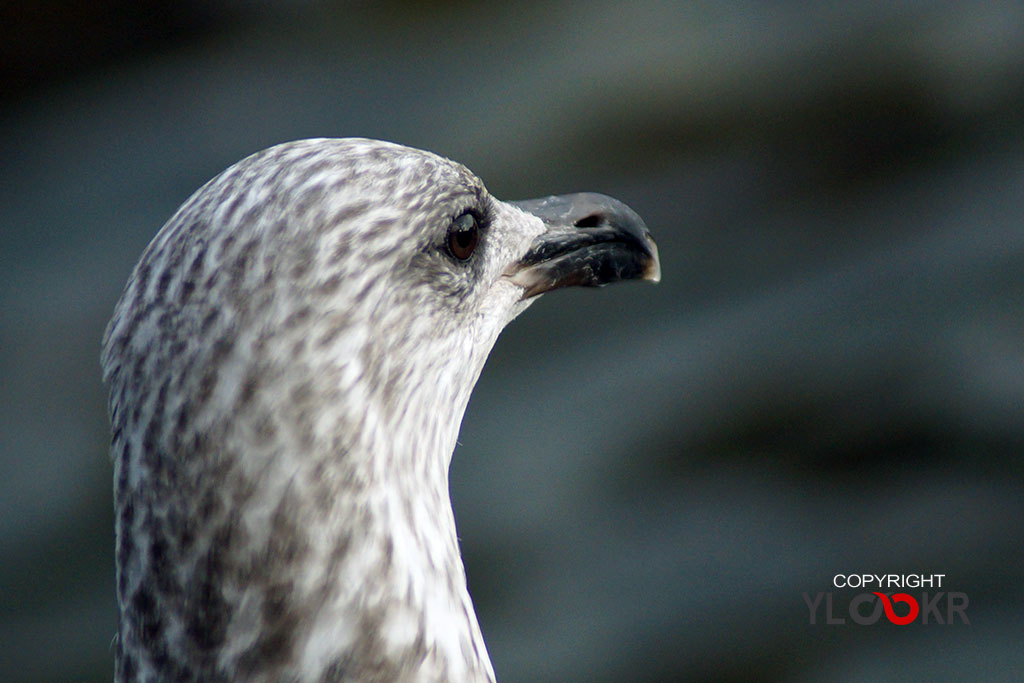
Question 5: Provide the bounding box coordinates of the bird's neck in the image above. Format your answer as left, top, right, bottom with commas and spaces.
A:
114, 318, 500, 681
275, 447, 494, 681
208, 386, 496, 682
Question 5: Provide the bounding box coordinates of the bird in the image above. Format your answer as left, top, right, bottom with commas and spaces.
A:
101, 137, 660, 682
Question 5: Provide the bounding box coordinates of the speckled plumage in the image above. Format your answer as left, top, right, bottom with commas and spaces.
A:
102, 138, 658, 682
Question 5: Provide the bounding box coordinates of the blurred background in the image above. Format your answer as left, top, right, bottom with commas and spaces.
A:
2, 1, 1023, 680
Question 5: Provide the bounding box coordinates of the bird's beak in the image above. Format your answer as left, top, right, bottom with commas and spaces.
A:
504, 193, 661, 300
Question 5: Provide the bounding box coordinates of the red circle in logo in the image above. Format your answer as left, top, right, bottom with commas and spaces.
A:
873, 592, 920, 625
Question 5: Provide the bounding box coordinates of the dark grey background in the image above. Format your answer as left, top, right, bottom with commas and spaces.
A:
2, 1, 1022, 681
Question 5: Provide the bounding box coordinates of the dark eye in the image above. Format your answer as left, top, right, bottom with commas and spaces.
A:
447, 211, 479, 261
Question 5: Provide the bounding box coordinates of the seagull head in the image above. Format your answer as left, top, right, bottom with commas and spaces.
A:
101, 138, 658, 682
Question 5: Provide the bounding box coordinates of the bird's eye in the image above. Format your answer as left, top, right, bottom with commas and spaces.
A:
447, 211, 479, 261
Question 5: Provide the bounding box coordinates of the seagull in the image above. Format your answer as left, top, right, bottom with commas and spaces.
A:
101, 138, 659, 682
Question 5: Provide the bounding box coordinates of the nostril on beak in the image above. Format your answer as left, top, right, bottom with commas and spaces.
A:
573, 214, 604, 228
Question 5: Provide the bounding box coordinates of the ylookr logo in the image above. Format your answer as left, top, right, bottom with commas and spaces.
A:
804, 574, 970, 626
